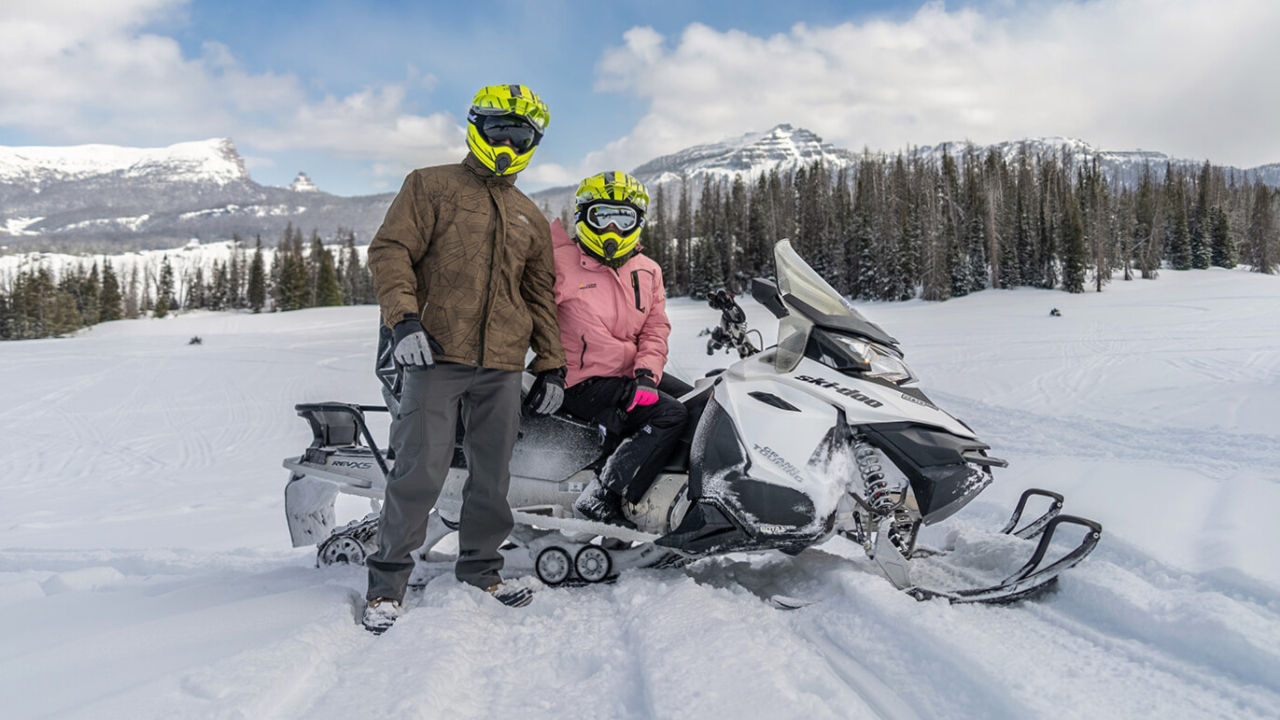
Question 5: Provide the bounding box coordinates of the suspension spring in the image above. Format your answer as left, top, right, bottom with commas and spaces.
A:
853, 436, 911, 555
854, 438, 896, 515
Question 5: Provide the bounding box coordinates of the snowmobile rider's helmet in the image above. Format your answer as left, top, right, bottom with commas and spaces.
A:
466, 84, 550, 176
574, 171, 650, 269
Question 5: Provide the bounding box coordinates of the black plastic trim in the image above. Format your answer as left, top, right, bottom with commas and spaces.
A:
860, 422, 992, 523
783, 293, 899, 349
748, 391, 801, 412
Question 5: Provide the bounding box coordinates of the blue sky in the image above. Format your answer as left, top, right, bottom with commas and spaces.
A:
2, 1, 1278, 196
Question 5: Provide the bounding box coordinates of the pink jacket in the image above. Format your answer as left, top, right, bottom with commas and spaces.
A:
551, 219, 670, 388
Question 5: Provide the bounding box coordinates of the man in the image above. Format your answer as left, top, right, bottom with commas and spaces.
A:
362, 84, 567, 634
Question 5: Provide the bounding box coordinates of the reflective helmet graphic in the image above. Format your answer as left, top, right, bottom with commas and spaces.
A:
574, 171, 649, 268
465, 84, 550, 176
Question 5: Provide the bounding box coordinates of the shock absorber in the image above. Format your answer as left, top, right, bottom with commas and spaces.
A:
852, 436, 911, 555
854, 437, 894, 514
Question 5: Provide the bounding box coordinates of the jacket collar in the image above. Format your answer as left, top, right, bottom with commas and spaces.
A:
462, 153, 518, 186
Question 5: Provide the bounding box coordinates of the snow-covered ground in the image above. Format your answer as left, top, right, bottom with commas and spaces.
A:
1, 268, 1278, 719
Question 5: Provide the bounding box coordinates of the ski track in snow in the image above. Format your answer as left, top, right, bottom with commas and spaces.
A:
1, 273, 1279, 718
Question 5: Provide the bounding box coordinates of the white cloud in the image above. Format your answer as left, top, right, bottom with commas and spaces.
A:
592, 0, 1280, 169
0, 0, 462, 178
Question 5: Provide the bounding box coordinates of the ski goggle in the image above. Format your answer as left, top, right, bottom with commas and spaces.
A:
471, 112, 542, 153
583, 202, 640, 232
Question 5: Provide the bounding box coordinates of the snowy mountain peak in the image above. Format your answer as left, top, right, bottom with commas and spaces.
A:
288, 172, 318, 193
632, 124, 854, 186
0, 138, 250, 188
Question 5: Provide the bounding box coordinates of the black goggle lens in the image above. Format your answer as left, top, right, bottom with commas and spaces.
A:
477, 114, 539, 152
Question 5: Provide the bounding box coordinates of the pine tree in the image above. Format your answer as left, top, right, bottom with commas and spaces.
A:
187, 266, 206, 310
274, 224, 310, 311
1189, 161, 1213, 269
688, 237, 723, 299
727, 174, 747, 288
833, 165, 857, 295
248, 237, 267, 312
100, 259, 123, 321
210, 261, 229, 310
1061, 191, 1087, 293
1134, 165, 1159, 279
229, 234, 245, 308
674, 175, 693, 295
1163, 167, 1192, 270
308, 229, 326, 307
0, 285, 10, 340
745, 172, 773, 278
81, 262, 102, 325
646, 184, 669, 275
1246, 183, 1277, 274
1209, 207, 1236, 268
154, 256, 175, 318
125, 265, 141, 319
315, 243, 342, 307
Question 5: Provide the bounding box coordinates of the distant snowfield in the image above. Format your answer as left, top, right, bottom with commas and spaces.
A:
1, 269, 1278, 719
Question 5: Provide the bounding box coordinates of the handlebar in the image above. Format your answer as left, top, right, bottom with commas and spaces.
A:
705, 288, 758, 358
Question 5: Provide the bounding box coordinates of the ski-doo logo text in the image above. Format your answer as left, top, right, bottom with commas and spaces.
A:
795, 375, 884, 408
753, 444, 804, 482
332, 460, 374, 470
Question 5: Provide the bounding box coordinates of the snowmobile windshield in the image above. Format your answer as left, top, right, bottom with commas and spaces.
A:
772, 240, 900, 373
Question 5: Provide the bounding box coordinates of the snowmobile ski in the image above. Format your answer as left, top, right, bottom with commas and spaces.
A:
905, 513, 1102, 604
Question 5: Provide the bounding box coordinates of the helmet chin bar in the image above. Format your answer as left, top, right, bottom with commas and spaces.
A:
494, 152, 513, 174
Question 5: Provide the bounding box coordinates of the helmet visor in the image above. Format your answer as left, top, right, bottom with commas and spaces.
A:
585, 202, 639, 232
476, 114, 541, 153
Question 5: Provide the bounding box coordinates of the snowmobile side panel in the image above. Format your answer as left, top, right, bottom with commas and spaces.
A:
861, 423, 993, 524
686, 396, 748, 502
284, 473, 339, 547
656, 499, 744, 555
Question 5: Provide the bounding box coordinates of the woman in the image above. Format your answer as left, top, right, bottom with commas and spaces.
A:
552, 171, 687, 527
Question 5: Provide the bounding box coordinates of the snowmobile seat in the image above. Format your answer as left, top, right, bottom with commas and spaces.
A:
658, 372, 694, 398
295, 402, 384, 449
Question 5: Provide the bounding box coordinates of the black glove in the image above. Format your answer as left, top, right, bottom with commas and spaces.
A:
524, 367, 566, 416
620, 369, 660, 412
392, 314, 443, 370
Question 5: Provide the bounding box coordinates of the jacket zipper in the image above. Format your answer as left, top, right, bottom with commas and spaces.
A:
478, 189, 501, 365
579, 335, 587, 368
631, 270, 644, 312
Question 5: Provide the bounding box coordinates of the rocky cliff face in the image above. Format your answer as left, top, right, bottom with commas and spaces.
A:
530, 124, 858, 215
0, 139, 392, 250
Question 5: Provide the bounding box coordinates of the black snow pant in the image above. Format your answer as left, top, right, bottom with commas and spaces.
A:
366, 363, 522, 602
561, 376, 688, 504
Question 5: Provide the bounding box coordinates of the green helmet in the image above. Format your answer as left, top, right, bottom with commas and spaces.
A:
574, 171, 649, 268
465, 84, 550, 175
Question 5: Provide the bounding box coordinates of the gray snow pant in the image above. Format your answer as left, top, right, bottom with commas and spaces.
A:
366, 362, 522, 601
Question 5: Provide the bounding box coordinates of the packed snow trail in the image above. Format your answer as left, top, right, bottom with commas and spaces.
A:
1, 268, 1278, 718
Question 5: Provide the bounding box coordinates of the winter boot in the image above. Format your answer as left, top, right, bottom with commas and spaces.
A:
362, 597, 402, 634
573, 477, 636, 529
486, 580, 534, 608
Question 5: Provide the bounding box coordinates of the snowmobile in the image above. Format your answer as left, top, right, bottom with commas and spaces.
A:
281, 240, 1101, 604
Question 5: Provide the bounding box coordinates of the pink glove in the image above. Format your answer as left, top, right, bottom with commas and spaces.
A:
626, 372, 660, 412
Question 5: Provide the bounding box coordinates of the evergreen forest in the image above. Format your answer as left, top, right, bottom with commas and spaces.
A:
3, 145, 1279, 341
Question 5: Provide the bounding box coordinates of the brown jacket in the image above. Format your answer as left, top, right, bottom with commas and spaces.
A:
368, 154, 565, 373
